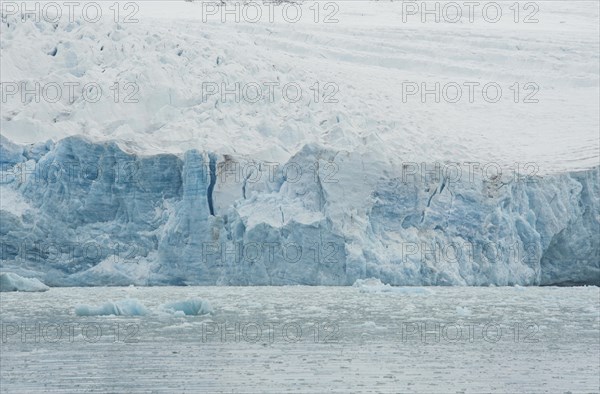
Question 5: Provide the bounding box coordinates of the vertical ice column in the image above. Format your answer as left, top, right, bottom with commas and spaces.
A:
158, 149, 216, 283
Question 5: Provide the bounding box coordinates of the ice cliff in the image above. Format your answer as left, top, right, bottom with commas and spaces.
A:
1, 136, 598, 286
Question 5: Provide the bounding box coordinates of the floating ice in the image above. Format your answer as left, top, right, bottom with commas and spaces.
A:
74, 298, 213, 316
353, 278, 430, 294
161, 299, 213, 316
455, 306, 472, 316
0, 272, 49, 292
74, 299, 148, 316
353, 278, 388, 289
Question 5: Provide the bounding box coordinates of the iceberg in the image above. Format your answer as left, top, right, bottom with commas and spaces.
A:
0, 272, 49, 292
353, 278, 430, 294
74, 299, 148, 316
73, 298, 212, 316
161, 299, 213, 316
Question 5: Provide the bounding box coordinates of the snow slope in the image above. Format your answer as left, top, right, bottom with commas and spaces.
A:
1, 1, 598, 170
1, 2, 598, 285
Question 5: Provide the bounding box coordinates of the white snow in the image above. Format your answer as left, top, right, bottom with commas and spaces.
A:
0, 186, 33, 216
1, 1, 598, 173
0, 272, 49, 292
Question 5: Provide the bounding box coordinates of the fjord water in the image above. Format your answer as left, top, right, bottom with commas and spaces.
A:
1, 286, 598, 393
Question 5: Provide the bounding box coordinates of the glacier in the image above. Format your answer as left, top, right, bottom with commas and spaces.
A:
0, 4, 598, 286
1, 135, 598, 286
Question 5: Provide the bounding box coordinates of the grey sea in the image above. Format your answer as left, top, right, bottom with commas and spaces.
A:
1, 286, 599, 393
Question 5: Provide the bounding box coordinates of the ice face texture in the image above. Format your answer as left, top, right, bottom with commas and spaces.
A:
74, 299, 148, 316
161, 299, 213, 316
1, 136, 598, 286
0, 272, 49, 292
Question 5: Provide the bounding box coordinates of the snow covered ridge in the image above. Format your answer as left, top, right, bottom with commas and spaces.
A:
0, 135, 598, 286
1, 4, 598, 171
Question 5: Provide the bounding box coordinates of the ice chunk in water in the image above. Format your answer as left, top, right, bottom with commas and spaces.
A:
75, 299, 148, 316
161, 299, 213, 316
353, 278, 430, 294
0, 272, 49, 292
